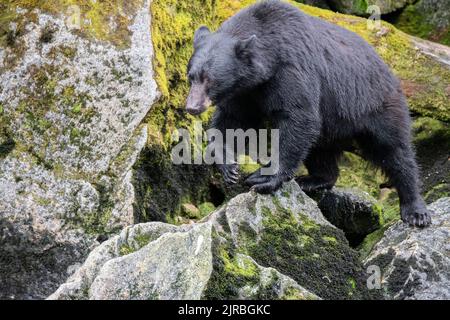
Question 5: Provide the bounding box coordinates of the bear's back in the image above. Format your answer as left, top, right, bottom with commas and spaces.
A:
219, 1, 400, 118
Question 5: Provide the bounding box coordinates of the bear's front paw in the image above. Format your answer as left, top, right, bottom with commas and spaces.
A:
219, 163, 240, 185
245, 169, 271, 186
401, 202, 432, 228
296, 175, 336, 192
250, 177, 283, 195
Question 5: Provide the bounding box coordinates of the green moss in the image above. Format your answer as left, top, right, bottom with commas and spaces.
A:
238, 155, 261, 175
246, 198, 377, 299
358, 222, 394, 260
337, 152, 386, 197
425, 183, 450, 203
203, 232, 261, 299
133, 144, 231, 223
119, 229, 153, 256
282, 286, 317, 300
371, 203, 384, 225
347, 277, 357, 297
198, 202, 216, 217
78, 207, 113, 236
335, 152, 400, 229
71, 102, 82, 114
222, 249, 258, 278
119, 243, 135, 256
352, 0, 368, 15
322, 236, 337, 245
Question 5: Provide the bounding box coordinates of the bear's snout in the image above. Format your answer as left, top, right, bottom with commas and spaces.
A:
186, 82, 211, 115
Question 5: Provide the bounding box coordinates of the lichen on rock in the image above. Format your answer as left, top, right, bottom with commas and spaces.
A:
363, 198, 450, 300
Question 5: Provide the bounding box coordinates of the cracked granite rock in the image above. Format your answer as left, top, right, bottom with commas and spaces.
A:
0, 1, 158, 299
364, 198, 450, 300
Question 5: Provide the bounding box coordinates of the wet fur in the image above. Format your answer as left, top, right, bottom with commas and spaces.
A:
187, 0, 431, 227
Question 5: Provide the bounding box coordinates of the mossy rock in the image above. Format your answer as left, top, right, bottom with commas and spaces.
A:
0, 0, 146, 49
393, 0, 450, 46
204, 181, 381, 300
329, 0, 416, 16
0, 0, 157, 299
51, 181, 379, 300
412, 117, 450, 203
309, 188, 384, 247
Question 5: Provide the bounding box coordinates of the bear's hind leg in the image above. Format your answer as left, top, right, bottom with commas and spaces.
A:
296, 147, 341, 192
357, 103, 432, 227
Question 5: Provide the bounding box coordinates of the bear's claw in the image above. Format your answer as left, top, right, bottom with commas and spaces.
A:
250, 179, 282, 194
296, 175, 335, 192
220, 164, 240, 185
245, 170, 271, 186
401, 203, 432, 228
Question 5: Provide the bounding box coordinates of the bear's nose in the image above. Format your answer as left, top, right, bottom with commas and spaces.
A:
186, 105, 203, 115
186, 83, 210, 115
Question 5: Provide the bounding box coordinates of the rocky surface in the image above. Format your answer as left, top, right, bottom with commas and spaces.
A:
364, 198, 450, 300
50, 181, 374, 300
50, 187, 450, 301
0, 1, 158, 299
310, 188, 383, 246
395, 0, 450, 46
330, 0, 416, 15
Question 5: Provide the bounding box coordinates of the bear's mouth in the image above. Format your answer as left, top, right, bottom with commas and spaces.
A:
186, 82, 212, 115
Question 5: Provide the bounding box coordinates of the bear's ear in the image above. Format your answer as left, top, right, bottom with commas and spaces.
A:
235, 35, 258, 60
194, 26, 210, 48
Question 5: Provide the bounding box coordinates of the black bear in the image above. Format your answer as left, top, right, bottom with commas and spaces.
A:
185, 0, 432, 227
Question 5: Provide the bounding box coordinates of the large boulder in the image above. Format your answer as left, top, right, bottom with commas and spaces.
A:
330, 0, 416, 15
0, 1, 158, 299
309, 188, 383, 246
49, 181, 375, 300
394, 0, 450, 46
363, 198, 450, 300
412, 117, 450, 203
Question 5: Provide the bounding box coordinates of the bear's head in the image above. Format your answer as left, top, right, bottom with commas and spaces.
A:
186, 26, 270, 115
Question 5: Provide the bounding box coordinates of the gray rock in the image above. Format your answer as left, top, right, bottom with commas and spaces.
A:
364, 198, 450, 300
0, 1, 158, 299
396, 0, 450, 45
331, 0, 415, 15
50, 181, 376, 300
310, 188, 383, 246
295, 1, 331, 10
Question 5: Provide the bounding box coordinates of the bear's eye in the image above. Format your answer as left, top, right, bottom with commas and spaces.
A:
200, 71, 209, 84
188, 73, 195, 84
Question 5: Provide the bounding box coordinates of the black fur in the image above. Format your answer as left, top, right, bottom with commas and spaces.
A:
187, 0, 432, 227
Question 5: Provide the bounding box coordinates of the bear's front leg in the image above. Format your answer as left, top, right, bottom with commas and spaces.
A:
209, 109, 246, 185
248, 109, 320, 194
